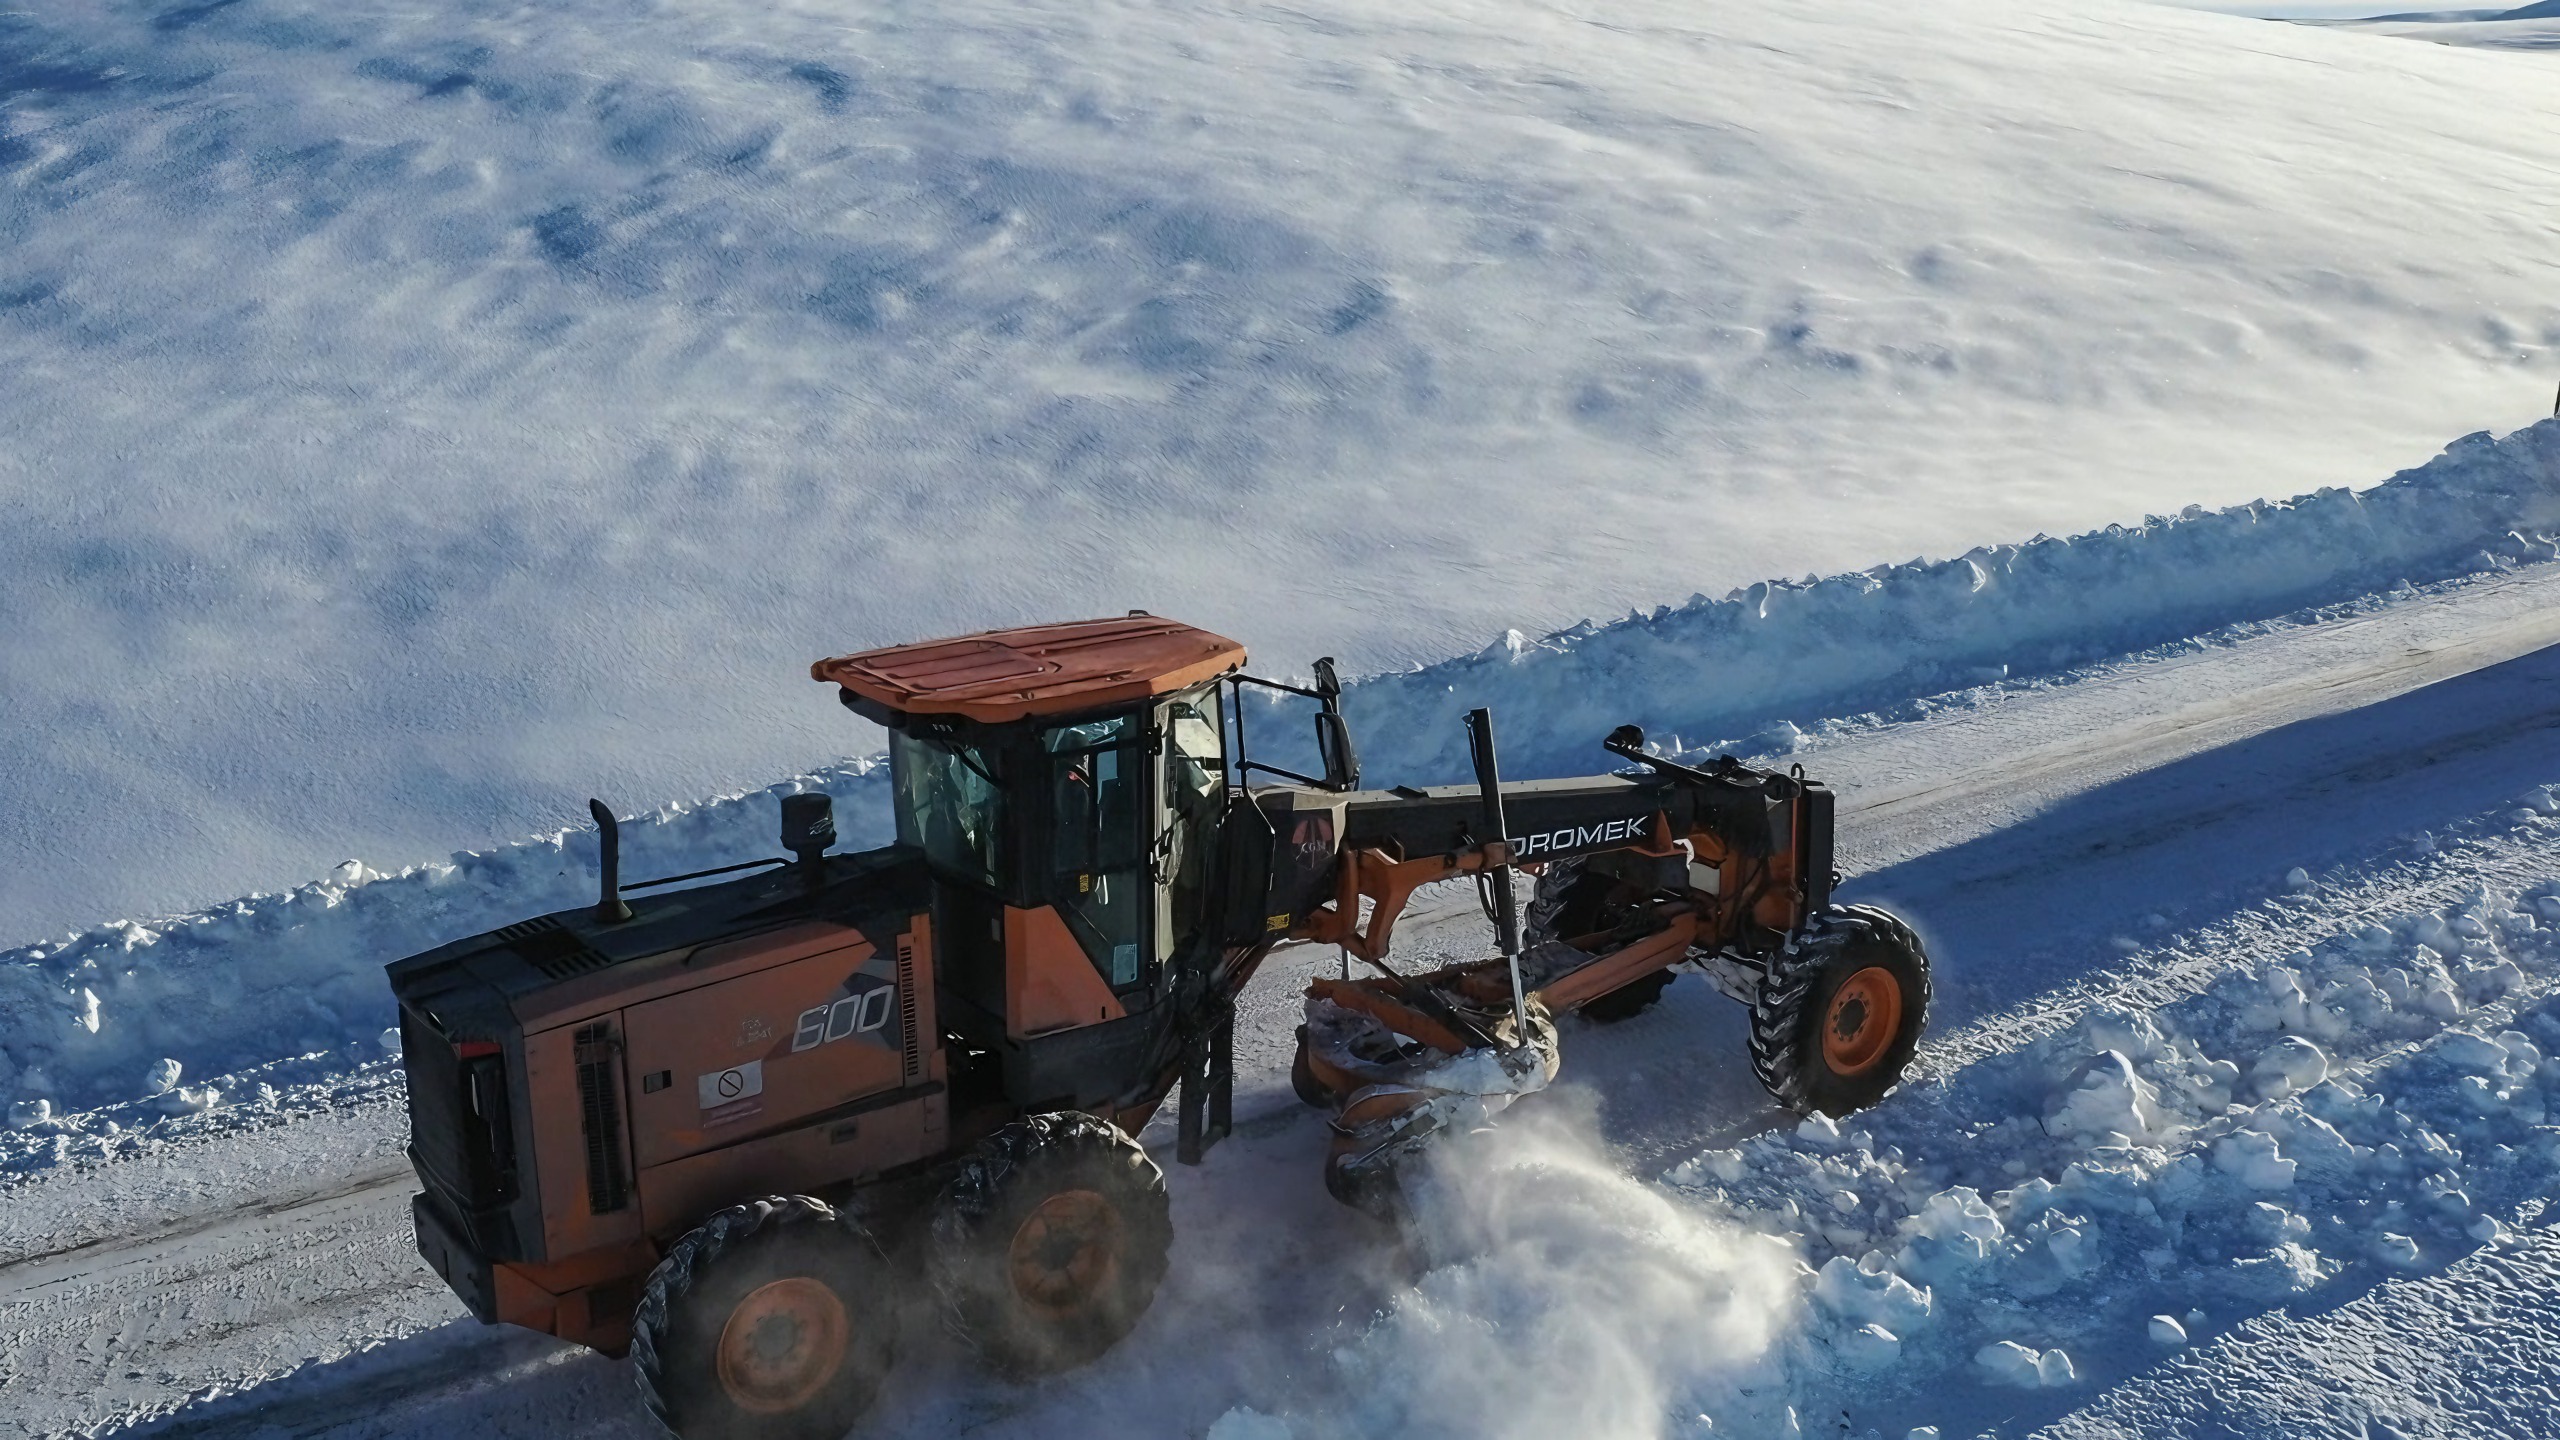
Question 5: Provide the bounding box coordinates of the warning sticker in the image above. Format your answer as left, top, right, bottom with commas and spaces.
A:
698, 1060, 764, 1110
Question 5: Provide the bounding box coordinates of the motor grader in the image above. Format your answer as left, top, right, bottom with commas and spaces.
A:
386, 615, 1928, 1439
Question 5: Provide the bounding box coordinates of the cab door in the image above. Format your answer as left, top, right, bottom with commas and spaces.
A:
1154, 686, 1227, 969
1042, 711, 1151, 991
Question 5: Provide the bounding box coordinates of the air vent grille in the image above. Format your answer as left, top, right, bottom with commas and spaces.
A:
573, 1023, 630, 1215
896, 936, 923, 1082
498, 918, 613, 980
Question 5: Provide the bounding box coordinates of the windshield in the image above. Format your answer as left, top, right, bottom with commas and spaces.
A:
891, 730, 1004, 889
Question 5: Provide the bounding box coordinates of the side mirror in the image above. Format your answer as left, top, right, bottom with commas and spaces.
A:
1314, 710, 1361, 792
1312, 656, 1343, 702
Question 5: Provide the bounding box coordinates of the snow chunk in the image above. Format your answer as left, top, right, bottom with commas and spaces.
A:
2212, 1129, 2297, 1190
1813, 1255, 1933, 1331
1908, 1187, 2006, 1253
2250, 1037, 2329, 1101
1975, 1341, 2076, 1388
144, 1058, 182, 1097
7, 1098, 50, 1130
2148, 1314, 2188, 1347
2435, 1031, 2511, 1075
159, 1084, 221, 1115
1975, 1341, 2044, 1387
1839, 1322, 1901, 1371
2046, 1050, 2163, 1144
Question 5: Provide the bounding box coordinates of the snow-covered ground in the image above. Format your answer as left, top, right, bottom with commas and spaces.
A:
11, 0, 2560, 1434
7, 0, 2560, 940
11, 512, 2560, 1437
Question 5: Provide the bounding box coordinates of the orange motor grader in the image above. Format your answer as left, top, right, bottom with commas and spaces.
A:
386, 615, 1927, 1439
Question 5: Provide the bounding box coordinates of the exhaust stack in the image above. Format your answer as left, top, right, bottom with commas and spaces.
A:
588, 799, 634, 924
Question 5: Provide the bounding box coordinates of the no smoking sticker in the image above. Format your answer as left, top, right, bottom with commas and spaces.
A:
697, 1059, 763, 1110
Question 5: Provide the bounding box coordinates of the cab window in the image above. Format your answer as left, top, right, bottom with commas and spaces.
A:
890, 730, 1004, 890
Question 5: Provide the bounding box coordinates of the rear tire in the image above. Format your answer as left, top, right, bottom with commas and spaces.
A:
930, 1112, 1172, 1376
1578, 968, 1676, 1023
1524, 859, 1610, 944
631, 1195, 894, 1440
1749, 905, 1929, 1117
1528, 858, 1676, 1022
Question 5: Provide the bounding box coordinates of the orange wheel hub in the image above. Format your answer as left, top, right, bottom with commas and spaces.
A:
1822, 966, 1903, 1076
1008, 1189, 1124, 1320
715, 1276, 851, 1415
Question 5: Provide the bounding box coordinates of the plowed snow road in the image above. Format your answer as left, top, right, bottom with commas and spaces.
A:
9, 564, 2560, 1439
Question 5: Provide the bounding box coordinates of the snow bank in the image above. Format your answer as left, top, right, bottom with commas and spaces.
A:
1346, 420, 2560, 784
1658, 801, 2560, 1433
0, 764, 888, 1117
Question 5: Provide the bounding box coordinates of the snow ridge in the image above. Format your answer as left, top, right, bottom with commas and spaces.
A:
0, 764, 889, 1119
1346, 419, 2560, 785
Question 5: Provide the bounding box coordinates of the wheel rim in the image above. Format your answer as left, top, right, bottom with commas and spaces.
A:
1822, 966, 1903, 1076
715, 1276, 851, 1415
1007, 1189, 1124, 1320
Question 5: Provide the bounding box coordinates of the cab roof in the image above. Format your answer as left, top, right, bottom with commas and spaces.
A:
813, 615, 1246, 724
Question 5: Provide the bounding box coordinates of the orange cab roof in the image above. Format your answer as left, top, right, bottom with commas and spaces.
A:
813, 615, 1246, 724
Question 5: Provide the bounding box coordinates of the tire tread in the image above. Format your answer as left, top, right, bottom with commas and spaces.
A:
1747, 904, 1930, 1115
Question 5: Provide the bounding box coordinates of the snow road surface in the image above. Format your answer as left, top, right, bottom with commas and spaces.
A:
11, 555, 2560, 1439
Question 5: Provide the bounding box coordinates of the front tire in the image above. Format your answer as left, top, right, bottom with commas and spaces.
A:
632, 1195, 895, 1440
1749, 905, 1929, 1116
930, 1112, 1172, 1376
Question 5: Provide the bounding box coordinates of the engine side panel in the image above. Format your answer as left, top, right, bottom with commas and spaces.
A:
617, 932, 900, 1169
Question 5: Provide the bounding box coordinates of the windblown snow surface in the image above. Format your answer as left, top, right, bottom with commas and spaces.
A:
6, 0, 2560, 940
12, 423, 2560, 1438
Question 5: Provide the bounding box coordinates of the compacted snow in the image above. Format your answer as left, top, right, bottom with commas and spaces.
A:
6, 0, 2560, 939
